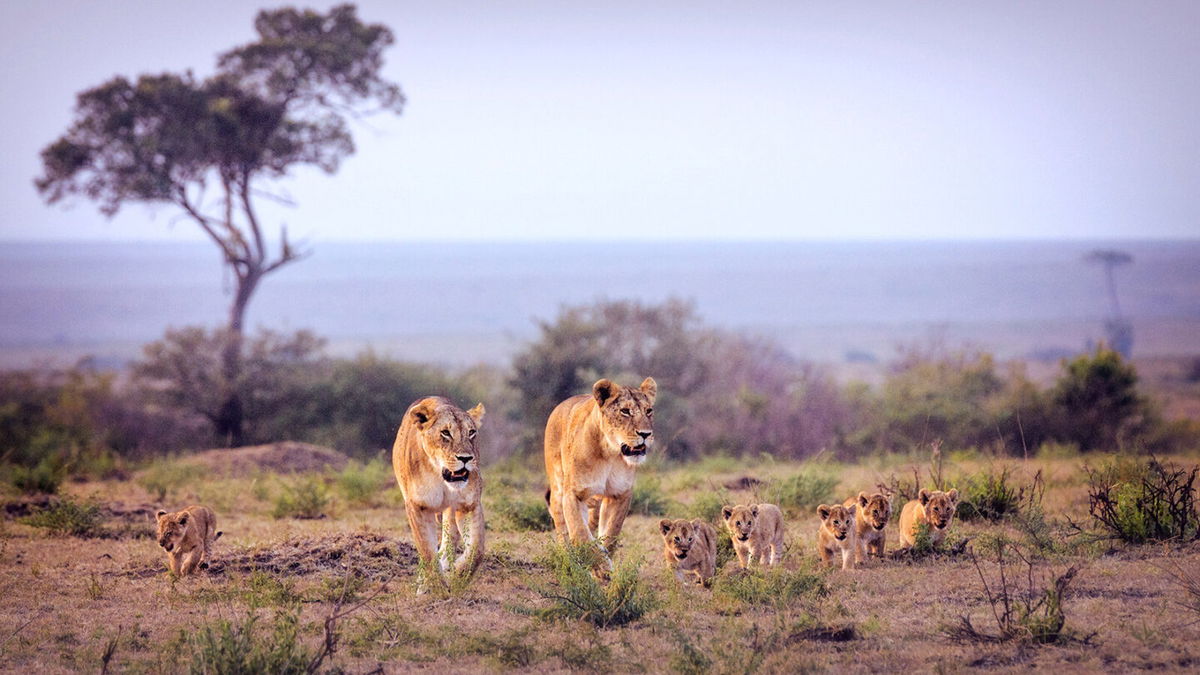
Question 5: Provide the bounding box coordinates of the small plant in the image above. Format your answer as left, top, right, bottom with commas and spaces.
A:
668, 627, 713, 674
335, 457, 393, 506
494, 492, 554, 531
137, 460, 208, 502
945, 542, 1081, 645
86, 573, 106, 600
22, 495, 105, 537
630, 476, 670, 516
763, 469, 838, 514
532, 542, 657, 629
461, 627, 540, 668
689, 489, 730, 524
1082, 458, 1199, 544
956, 465, 1021, 522
181, 609, 313, 674
712, 565, 828, 609
272, 476, 330, 519
9, 458, 66, 494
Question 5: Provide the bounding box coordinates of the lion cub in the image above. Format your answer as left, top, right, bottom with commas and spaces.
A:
659, 518, 717, 587
816, 503, 861, 570
898, 488, 959, 548
721, 503, 785, 568
843, 492, 893, 559
155, 505, 221, 576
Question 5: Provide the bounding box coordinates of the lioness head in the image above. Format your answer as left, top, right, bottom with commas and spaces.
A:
593, 377, 657, 467
156, 509, 189, 552
659, 518, 699, 560
408, 397, 485, 489
721, 504, 759, 542
918, 488, 959, 530
856, 492, 893, 531
817, 503, 856, 542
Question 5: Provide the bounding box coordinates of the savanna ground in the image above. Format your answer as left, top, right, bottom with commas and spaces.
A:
2, 445, 1199, 674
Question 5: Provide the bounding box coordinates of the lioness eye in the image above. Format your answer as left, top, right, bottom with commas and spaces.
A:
468, 429, 477, 439
620, 408, 632, 417
646, 407, 654, 415
440, 429, 452, 440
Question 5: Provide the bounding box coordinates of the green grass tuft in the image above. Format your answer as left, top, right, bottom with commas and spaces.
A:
532, 542, 657, 629
22, 495, 105, 537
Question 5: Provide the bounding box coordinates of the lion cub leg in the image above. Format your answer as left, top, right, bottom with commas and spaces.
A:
179, 548, 203, 576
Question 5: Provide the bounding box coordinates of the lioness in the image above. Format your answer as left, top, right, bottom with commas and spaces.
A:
843, 491, 893, 559
721, 503, 785, 568
155, 505, 221, 576
544, 377, 657, 561
659, 518, 717, 587
898, 488, 959, 548
393, 397, 486, 590
816, 503, 861, 570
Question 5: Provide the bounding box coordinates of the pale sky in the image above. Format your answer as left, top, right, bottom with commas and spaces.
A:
1, 0, 1198, 242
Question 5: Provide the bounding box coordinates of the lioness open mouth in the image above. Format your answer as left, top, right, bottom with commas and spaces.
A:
620, 443, 647, 457
442, 468, 470, 482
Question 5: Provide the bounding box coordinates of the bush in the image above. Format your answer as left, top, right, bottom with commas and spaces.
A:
179, 609, 313, 675
955, 466, 1022, 522
9, 458, 66, 494
272, 476, 330, 519
137, 459, 209, 502
1051, 346, 1149, 451
494, 492, 554, 532
532, 543, 656, 629
335, 456, 394, 506
1083, 458, 1199, 544
713, 565, 828, 609
763, 470, 838, 514
630, 476, 671, 516
22, 495, 105, 537
689, 489, 729, 524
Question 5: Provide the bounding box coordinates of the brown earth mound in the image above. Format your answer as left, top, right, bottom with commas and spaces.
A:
181, 441, 350, 477
206, 532, 417, 580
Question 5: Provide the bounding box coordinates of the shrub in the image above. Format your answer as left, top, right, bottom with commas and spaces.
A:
22, 495, 104, 537
630, 476, 671, 516
137, 460, 209, 502
763, 470, 838, 514
532, 543, 656, 628
180, 609, 312, 675
272, 476, 330, 519
955, 465, 1021, 522
689, 489, 729, 524
1083, 458, 1199, 544
494, 492, 554, 532
712, 565, 828, 609
9, 458, 66, 494
335, 456, 394, 506
1050, 346, 1149, 451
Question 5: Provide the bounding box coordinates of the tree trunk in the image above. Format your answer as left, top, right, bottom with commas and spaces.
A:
214, 269, 260, 447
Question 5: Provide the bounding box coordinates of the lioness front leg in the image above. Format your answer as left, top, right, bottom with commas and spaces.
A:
597, 491, 632, 553
561, 490, 594, 545
438, 508, 459, 573
547, 484, 568, 543
405, 504, 442, 592
452, 505, 485, 577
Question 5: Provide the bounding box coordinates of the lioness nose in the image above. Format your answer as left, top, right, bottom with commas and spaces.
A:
636, 430, 651, 440
455, 455, 473, 464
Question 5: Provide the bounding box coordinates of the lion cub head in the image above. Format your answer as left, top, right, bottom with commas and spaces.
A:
408, 397, 485, 489
659, 518, 701, 560
817, 503, 856, 542
156, 509, 192, 552
721, 504, 760, 542
919, 488, 959, 531
593, 377, 657, 467
855, 492, 893, 531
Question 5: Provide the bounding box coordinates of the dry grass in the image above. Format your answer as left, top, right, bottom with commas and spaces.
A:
1, 450, 1199, 673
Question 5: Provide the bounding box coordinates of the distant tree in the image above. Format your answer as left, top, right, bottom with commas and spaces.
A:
35, 4, 404, 445
1085, 249, 1134, 356
1050, 346, 1147, 451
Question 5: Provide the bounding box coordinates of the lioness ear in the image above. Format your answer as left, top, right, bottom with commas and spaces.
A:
918, 489, 931, 506
593, 379, 617, 406
410, 399, 437, 428
947, 488, 959, 504
858, 491, 869, 508
659, 519, 672, 535
722, 505, 734, 521
750, 505, 759, 518
640, 377, 657, 402
467, 403, 485, 426
156, 510, 167, 519
817, 505, 831, 520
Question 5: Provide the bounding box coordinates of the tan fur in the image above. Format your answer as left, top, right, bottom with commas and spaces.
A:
843, 491, 893, 559
155, 505, 220, 576
816, 503, 861, 570
659, 518, 717, 587
721, 503, 785, 568
392, 396, 487, 592
544, 377, 657, 564
898, 488, 959, 547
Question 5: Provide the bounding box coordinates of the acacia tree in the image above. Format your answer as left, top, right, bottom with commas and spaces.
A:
35, 5, 404, 445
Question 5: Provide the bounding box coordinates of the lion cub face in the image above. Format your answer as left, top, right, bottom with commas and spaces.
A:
817, 504, 856, 542
409, 398, 485, 489
721, 504, 759, 542
919, 488, 959, 531
856, 492, 893, 531
156, 509, 192, 552
659, 518, 700, 560
593, 378, 657, 467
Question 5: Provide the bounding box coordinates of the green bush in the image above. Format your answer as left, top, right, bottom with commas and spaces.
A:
137, 459, 209, 502
494, 492, 554, 532
955, 466, 1021, 522
336, 456, 394, 505
630, 476, 671, 516
22, 495, 105, 537
9, 458, 66, 494
179, 609, 313, 675
272, 476, 330, 519
1084, 459, 1199, 544
764, 470, 838, 514
1051, 347, 1149, 451
689, 489, 729, 524
533, 543, 657, 628
713, 565, 828, 609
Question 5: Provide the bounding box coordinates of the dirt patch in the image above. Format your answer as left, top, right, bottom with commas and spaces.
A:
786, 625, 857, 643
205, 532, 417, 580
178, 441, 350, 477
2, 494, 56, 518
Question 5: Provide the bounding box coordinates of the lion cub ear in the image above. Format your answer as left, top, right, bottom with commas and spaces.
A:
947, 488, 960, 504
659, 519, 672, 535
750, 505, 759, 518
857, 491, 869, 508
918, 489, 932, 506
593, 379, 617, 406
722, 505, 734, 521
410, 399, 438, 428
467, 403, 486, 426
847, 503, 857, 515
178, 513, 189, 525
640, 377, 657, 401
817, 504, 831, 520
156, 510, 168, 519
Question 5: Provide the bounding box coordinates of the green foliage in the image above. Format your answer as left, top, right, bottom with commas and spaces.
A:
712, 565, 829, 609
1084, 458, 1199, 544
533, 543, 657, 628
493, 492, 554, 532
460, 627, 540, 669
9, 457, 66, 494
909, 521, 936, 557
955, 465, 1021, 522
22, 495, 105, 537
689, 489, 730, 524
630, 476, 671, 516
335, 456, 394, 505
137, 459, 209, 502
1051, 346, 1147, 451
763, 469, 838, 514
178, 609, 313, 675
271, 476, 329, 519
